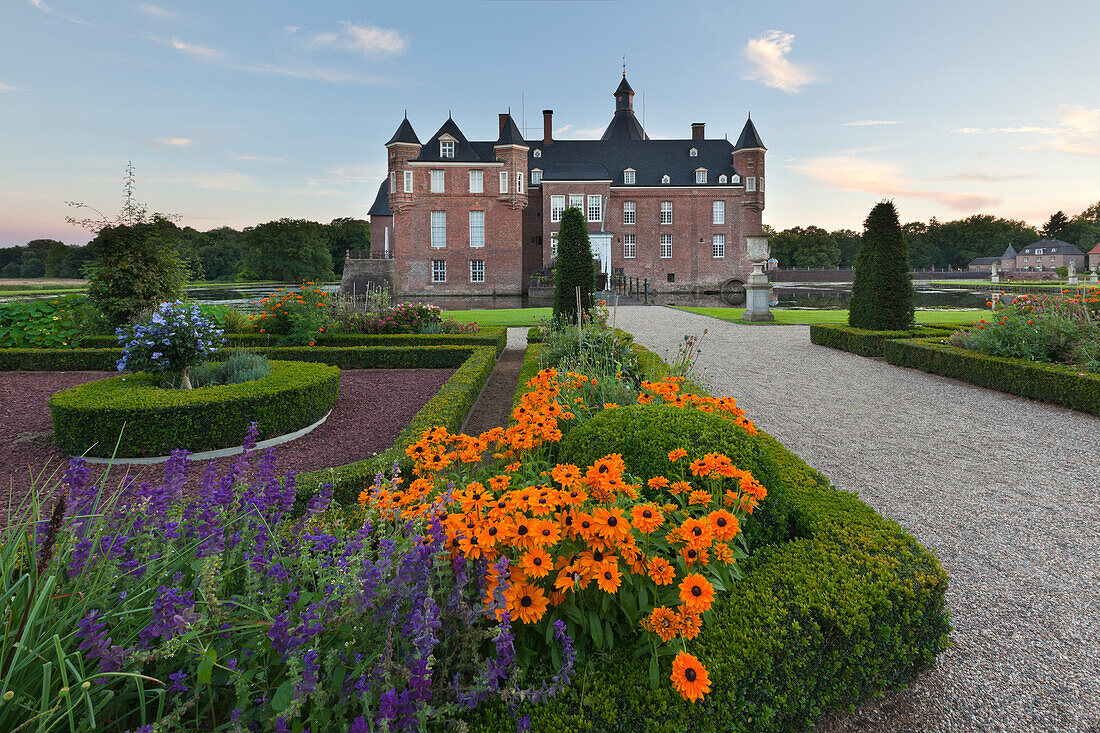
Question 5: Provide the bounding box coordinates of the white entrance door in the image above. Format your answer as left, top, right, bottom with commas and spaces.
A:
590, 233, 612, 276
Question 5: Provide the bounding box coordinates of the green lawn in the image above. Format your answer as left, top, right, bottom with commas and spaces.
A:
675, 307, 989, 326
443, 307, 551, 327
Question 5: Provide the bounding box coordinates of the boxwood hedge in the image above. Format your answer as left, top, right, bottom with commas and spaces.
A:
810, 324, 957, 357
50, 360, 340, 458
69, 328, 507, 351
885, 337, 1100, 416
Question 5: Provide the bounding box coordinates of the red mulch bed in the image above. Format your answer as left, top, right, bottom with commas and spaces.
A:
0, 368, 454, 513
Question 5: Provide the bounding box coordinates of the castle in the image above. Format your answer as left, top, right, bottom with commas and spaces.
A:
366, 75, 766, 298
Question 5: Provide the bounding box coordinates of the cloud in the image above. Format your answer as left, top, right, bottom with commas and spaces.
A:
232, 153, 284, 162
138, 4, 176, 19
959, 106, 1100, 158
159, 36, 225, 61
284, 164, 384, 197
790, 155, 1001, 211
192, 172, 260, 192
554, 124, 604, 139
156, 137, 192, 147
303, 22, 408, 57
842, 120, 902, 127
742, 30, 815, 93
946, 171, 1027, 183
0, 83, 25, 92
26, 0, 91, 25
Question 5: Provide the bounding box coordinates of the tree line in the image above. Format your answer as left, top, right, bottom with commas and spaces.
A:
0, 217, 370, 282
766, 202, 1100, 270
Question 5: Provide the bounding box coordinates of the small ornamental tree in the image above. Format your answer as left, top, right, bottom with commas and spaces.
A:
849, 201, 914, 330
117, 301, 225, 388
552, 206, 595, 321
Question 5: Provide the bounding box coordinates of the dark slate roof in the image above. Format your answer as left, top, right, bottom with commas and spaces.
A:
615, 76, 634, 95
496, 114, 526, 146
1001, 244, 1018, 259
531, 139, 736, 186
734, 117, 765, 150
1017, 239, 1084, 256
601, 109, 649, 141
367, 180, 390, 217
386, 117, 420, 146
414, 118, 482, 162
968, 256, 999, 266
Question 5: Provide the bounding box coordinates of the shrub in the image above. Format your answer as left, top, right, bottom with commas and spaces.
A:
254, 283, 331, 344
117, 300, 225, 388
377, 302, 443, 334
553, 207, 595, 321
0, 294, 96, 348
442, 316, 480, 334
50, 360, 339, 457
849, 201, 914, 330
190, 350, 271, 387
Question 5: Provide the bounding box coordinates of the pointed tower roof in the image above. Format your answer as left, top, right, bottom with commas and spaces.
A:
496, 113, 527, 146
417, 117, 484, 161
1002, 244, 1018, 259
385, 116, 420, 146
734, 116, 765, 150
601, 75, 648, 142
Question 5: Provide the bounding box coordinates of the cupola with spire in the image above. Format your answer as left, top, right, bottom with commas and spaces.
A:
601, 74, 649, 141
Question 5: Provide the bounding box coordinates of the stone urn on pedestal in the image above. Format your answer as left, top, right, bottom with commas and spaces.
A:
742, 234, 774, 322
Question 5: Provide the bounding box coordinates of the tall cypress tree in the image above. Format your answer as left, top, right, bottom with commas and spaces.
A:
552, 206, 595, 321
849, 201, 914, 330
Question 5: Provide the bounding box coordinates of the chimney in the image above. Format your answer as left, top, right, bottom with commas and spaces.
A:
499, 113, 509, 135
692, 122, 705, 140
543, 110, 553, 144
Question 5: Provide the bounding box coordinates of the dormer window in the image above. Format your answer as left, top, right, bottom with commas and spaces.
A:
689, 147, 698, 157
440, 140, 455, 158
695, 168, 708, 184
718, 174, 727, 184
531, 169, 542, 185
1036, 248, 1044, 255
731, 174, 742, 185
661, 174, 671, 184
533, 149, 542, 158
623, 169, 636, 185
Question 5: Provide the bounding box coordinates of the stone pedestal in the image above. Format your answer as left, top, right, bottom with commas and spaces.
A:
1090, 272, 1098, 284
742, 263, 774, 322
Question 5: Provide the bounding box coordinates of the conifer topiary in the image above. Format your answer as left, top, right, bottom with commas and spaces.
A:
552, 206, 595, 321
849, 201, 914, 330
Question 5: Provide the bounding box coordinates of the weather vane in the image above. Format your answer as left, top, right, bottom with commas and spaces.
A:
622, 55, 626, 77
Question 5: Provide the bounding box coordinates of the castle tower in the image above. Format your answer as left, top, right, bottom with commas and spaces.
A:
494, 112, 529, 209
732, 115, 766, 232
386, 116, 421, 214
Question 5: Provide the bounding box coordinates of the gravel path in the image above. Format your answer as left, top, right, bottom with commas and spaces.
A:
461, 328, 527, 435
615, 306, 1100, 733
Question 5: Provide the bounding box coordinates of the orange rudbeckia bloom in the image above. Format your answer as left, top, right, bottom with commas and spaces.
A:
630, 504, 664, 534
647, 556, 676, 586
520, 548, 552, 579
506, 582, 549, 624
678, 573, 715, 614
670, 651, 711, 702
645, 606, 678, 642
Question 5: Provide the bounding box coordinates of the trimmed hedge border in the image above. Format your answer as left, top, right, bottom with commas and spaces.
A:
295, 344, 500, 509
810, 324, 956, 357
884, 337, 1100, 416
49, 361, 340, 458
467, 341, 950, 732
74, 328, 506, 351
526, 327, 544, 344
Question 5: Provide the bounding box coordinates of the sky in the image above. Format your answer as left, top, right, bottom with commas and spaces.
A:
1, 0, 1099, 247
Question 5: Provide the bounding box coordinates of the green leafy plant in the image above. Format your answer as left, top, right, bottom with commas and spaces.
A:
190, 350, 271, 387
0, 294, 95, 348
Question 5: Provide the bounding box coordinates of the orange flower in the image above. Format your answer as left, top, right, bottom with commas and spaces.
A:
506, 582, 549, 624
667, 448, 687, 462
630, 504, 664, 533
669, 480, 692, 495
551, 463, 582, 487
679, 518, 712, 550
531, 519, 562, 548
688, 458, 709, 476
603, 403, 620, 409
688, 490, 712, 506
679, 573, 715, 614
647, 475, 670, 491
670, 651, 711, 702
681, 545, 709, 568
645, 606, 678, 642
590, 507, 631, 544
595, 561, 623, 593
708, 509, 739, 541
647, 556, 676, 585
520, 548, 552, 579
675, 608, 702, 640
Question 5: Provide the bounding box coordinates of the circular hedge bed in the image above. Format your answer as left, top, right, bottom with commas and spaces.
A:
49, 360, 341, 458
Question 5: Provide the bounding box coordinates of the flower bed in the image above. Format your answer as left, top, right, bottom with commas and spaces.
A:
49, 360, 340, 458
884, 336, 1100, 416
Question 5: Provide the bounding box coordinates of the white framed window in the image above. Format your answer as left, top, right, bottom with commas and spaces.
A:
1050, 256, 1056, 262
1036, 249, 1043, 255
431, 260, 447, 283
712, 234, 725, 258
660, 201, 673, 225
731, 174, 742, 185
623, 169, 636, 185
516, 172, 524, 195
430, 170, 445, 193
440, 140, 454, 158
390, 171, 396, 190
568, 194, 583, 211
550, 195, 565, 222
661, 174, 670, 184
469, 211, 485, 248
759, 177, 764, 192
623, 201, 636, 225
746, 176, 756, 192
587, 194, 602, 222
718, 174, 727, 184
533, 149, 542, 158
430, 211, 446, 248
695, 169, 707, 184
712, 201, 725, 225
531, 169, 542, 185
499, 171, 508, 194
469, 170, 483, 193
550, 232, 558, 258
403, 170, 413, 193
470, 259, 485, 283
623, 234, 636, 259
660, 234, 673, 259
689, 147, 698, 157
